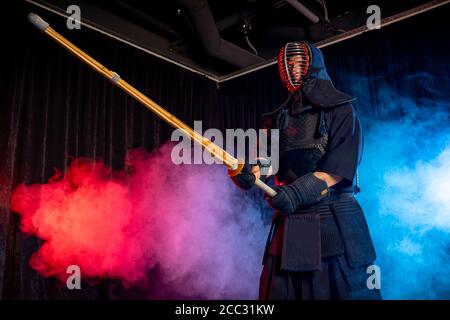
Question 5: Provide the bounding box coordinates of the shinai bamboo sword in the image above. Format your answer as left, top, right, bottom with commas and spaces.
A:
27, 13, 277, 197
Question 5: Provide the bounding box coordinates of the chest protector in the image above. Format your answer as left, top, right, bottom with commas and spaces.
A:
263, 104, 329, 184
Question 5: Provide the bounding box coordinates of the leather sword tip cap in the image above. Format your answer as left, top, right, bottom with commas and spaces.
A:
28, 13, 49, 32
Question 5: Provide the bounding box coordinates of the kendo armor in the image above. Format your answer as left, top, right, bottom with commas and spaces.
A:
261, 41, 376, 273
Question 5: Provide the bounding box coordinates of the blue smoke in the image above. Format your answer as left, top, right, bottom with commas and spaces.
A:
354, 72, 450, 299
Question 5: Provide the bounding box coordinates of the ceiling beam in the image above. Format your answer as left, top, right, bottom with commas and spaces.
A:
217, 0, 450, 83
25, 0, 450, 83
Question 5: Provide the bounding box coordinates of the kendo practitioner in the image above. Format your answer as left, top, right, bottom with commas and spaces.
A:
230, 41, 381, 300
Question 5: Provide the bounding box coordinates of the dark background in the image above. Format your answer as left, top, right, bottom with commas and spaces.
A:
1, 1, 449, 299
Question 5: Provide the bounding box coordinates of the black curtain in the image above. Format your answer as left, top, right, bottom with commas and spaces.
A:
1, 2, 449, 299
0, 2, 223, 299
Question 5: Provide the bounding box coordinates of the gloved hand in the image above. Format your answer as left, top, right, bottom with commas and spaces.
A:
265, 185, 296, 213
230, 163, 257, 190
265, 172, 329, 213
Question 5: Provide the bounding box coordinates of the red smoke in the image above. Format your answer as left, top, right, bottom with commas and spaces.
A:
11, 158, 149, 284
10, 144, 267, 298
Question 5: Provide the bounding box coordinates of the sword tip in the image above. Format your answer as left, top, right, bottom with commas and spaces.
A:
28, 13, 49, 32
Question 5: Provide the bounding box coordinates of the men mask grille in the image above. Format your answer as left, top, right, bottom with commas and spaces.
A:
278, 42, 311, 93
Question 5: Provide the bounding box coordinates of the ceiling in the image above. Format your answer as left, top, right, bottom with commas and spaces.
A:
25, 0, 449, 81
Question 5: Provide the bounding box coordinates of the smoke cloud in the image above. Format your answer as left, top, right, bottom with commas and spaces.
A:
11, 144, 268, 299
356, 72, 450, 299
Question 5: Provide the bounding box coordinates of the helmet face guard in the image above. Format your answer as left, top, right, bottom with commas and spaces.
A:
278, 42, 312, 94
